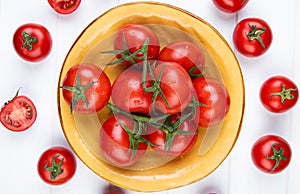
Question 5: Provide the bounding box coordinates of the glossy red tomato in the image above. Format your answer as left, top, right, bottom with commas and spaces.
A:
193, 76, 230, 128
37, 146, 76, 185
60, 64, 111, 113
111, 66, 153, 114
251, 135, 292, 174
260, 75, 298, 113
113, 24, 160, 67
233, 18, 272, 57
99, 114, 148, 167
0, 90, 37, 132
48, 0, 81, 14
152, 62, 194, 114
13, 23, 52, 62
158, 41, 205, 76
212, 0, 249, 13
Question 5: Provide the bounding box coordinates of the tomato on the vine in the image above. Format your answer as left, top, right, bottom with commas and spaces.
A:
212, 0, 249, 13
48, 0, 81, 14
60, 64, 111, 113
13, 23, 52, 62
37, 146, 77, 185
233, 18, 272, 57
0, 89, 37, 132
251, 135, 292, 174
260, 75, 298, 113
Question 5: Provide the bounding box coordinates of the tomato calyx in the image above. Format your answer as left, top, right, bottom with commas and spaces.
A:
60, 74, 97, 113
270, 84, 297, 104
44, 155, 64, 180
266, 143, 287, 172
21, 31, 37, 51
247, 24, 266, 49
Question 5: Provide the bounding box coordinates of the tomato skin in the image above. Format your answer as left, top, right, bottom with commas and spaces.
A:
13, 23, 52, 62
99, 115, 148, 167
158, 41, 205, 75
114, 24, 160, 67
37, 146, 76, 185
193, 77, 230, 128
153, 62, 194, 114
260, 75, 298, 113
61, 64, 111, 113
111, 66, 153, 114
48, 0, 81, 14
212, 0, 249, 13
0, 93, 37, 132
233, 18, 272, 57
251, 135, 292, 174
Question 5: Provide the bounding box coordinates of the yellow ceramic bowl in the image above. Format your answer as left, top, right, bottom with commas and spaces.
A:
58, 2, 244, 192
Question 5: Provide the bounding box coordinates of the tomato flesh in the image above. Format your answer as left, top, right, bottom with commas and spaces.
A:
48, 0, 81, 14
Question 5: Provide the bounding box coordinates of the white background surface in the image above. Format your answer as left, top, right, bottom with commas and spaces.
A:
1, 0, 299, 194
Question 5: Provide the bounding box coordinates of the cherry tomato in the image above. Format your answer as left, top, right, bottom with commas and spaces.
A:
99, 114, 148, 167
60, 64, 111, 113
111, 66, 153, 114
158, 41, 205, 76
13, 23, 52, 62
0, 89, 37, 132
212, 0, 249, 13
233, 18, 272, 57
193, 76, 230, 128
113, 24, 160, 67
48, 0, 81, 14
37, 146, 77, 185
251, 135, 292, 174
152, 62, 194, 114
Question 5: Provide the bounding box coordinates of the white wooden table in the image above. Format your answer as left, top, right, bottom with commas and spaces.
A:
1, 0, 299, 193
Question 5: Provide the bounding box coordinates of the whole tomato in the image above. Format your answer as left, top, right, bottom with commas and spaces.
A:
112, 24, 160, 67
48, 0, 81, 14
0, 89, 37, 132
158, 41, 205, 76
99, 114, 148, 167
260, 75, 298, 113
212, 0, 249, 13
37, 146, 77, 185
193, 76, 230, 128
251, 135, 292, 174
233, 18, 272, 57
60, 64, 111, 113
13, 23, 52, 62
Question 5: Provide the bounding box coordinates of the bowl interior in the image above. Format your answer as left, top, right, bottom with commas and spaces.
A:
58, 2, 244, 192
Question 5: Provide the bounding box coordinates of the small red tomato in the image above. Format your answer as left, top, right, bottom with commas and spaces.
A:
37, 146, 77, 185
251, 135, 292, 174
260, 75, 298, 113
212, 0, 249, 13
13, 23, 52, 62
233, 18, 272, 57
48, 0, 81, 14
0, 89, 37, 132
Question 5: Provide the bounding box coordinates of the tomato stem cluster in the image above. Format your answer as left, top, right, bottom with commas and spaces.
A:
270, 84, 297, 104
44, 155, 64, 180
21, 31, 37, 51
266, 143, 287, 172
247, 24, 266, 49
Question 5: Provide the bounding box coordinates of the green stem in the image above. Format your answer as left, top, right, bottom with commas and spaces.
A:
246, 24, 266, 49
266, 143, 287, 172
270, 84, 297, 104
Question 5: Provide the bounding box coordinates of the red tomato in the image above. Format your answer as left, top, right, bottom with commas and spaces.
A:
0, 89, 37, 132
111, 66, 153, 114
147, 113, 198, 156
158, 41, 205, 76
152, 62, 194, 114
260, 75, 298, 113
60, 64, 111, 113
251, 135, 292, 174
193, 77, 230, 128
212, 0, 249, 13
113, 24, 160, 67
233, 18, 272, 57
37, 146, 76, 185
99, 114, 148, 167
13, 23, 52, 62
48, 0, 81, 14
